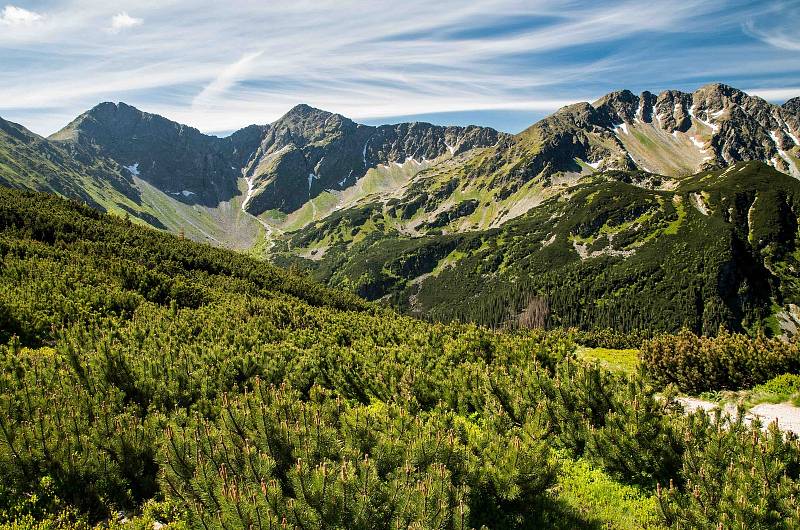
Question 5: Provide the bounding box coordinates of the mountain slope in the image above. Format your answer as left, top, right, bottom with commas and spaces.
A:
241, 103, 505, 215
1, 84, 799, 336
266, 83, 800, 245
277, 162, 800, 336
4, 185, 763, 530
50, 102, 266, 206
1, 102, 503, 250
0, 116, 165, 223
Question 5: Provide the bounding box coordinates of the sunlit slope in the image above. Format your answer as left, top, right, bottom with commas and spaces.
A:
278, 162, 800, 336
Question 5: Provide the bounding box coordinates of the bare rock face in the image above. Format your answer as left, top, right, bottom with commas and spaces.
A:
497, 83, 800, 182
49, 102, 266, 206
241, 104, 505, 215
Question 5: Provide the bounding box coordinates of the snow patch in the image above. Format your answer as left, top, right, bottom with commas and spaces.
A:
769, 130, 782, 148
689, 136, 706, 149
690, 104, 719, 132
634, 101, 646, 123
586, 159, 603, 170
242, 174, 256, 210
362, 138, 371, 166
124, 162, 140, 176
612, 122, 629, 135
171, 190, 195, 197
307, 172, 319, 194
445, 141, 456, 155
338, 169, 353, 187
776, 149, 800, 178
781, 120, 799, 145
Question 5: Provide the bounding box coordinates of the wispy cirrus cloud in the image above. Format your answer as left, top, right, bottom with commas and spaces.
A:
192, 51, 264, 108
742, 1, 800, 51
0, 0, 797, 136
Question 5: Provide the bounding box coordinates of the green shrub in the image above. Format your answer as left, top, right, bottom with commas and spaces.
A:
754, 373, 800, 397
4, 187, 800, 529
639, 328, 800, 393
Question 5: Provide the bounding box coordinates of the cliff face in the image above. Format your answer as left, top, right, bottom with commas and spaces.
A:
241, 104, 505, 215
50, 102, 266, 206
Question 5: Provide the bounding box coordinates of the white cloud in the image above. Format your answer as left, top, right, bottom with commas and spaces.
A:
192, 51, 264, 108
0, 5, 42, 26
746, 87, 800, 102
742, 4, 800, 51
109, 12, 142, 33
0, 0, 798, 135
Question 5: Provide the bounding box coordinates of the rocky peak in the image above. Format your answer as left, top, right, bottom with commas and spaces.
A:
593, 89, 639, 123
784, 97, 800, 114
49, 102, 265, 204
241, 108, 503, 216
271, 105, 361, 149
485, 83, 800, 186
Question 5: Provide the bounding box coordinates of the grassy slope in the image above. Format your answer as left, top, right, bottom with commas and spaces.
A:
0, 119, 266, 251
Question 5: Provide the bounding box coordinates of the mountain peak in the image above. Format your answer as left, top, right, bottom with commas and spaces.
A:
83, 101, 147, 121
593, 89, 637, 108
280, 103, 333, 121
693, 82, 745, 100
784, 97, 800, 114
49, 101, 157, 143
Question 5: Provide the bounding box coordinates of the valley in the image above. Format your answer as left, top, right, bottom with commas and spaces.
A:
3, 1, 800, 527
2, 83, 799, 338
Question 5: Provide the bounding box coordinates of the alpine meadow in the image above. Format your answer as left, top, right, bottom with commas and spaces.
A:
1, 1, 800, 529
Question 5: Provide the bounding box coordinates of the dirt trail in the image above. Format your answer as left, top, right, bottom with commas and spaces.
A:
677, 397, 800, 433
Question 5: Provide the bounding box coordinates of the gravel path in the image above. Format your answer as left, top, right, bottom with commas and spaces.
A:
676, 397, 800, 434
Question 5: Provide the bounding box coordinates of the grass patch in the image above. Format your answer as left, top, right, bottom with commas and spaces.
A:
747, 374, 800, 407
552, 454, 664, 529
576, 346, 640, 374
662, 196, 686, 236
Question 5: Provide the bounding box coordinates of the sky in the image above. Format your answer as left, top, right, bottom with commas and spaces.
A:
0, 0, 798, 137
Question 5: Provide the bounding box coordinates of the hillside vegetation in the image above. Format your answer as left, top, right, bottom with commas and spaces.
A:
1, 188, 800, 528
279, 162, 800, 336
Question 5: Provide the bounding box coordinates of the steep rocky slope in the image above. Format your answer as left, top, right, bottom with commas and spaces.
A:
288, 83, 800, 241
241, 104, 504, 215
0, 116, 147, 217
50, 102, 266, 206
2, 102, 503, 248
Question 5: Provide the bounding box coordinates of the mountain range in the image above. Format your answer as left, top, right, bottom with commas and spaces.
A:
1, 83, 798, 335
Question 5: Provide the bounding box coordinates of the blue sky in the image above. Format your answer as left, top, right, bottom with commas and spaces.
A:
0, 0, 798, 136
